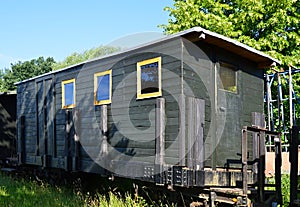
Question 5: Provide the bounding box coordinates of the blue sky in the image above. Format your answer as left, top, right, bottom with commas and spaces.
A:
0, 1, 173, 69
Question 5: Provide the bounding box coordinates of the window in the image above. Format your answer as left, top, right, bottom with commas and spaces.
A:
137, 57, 162, 99
94, 70, 112, 105
62, 79, 76, 109
219, 62, 237, 93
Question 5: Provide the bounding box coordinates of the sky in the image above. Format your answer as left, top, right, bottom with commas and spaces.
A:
0, 0, 173, 70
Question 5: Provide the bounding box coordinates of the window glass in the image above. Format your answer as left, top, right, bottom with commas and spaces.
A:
64, 83, 74, 105
137, 57, 162, 99
141, 62, 159, 94
220, 62, 237, 93
94, 70, 112, 105
62, 79, 75, 108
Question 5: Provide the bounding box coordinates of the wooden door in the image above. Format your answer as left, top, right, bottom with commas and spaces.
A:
36, 78, 54, 158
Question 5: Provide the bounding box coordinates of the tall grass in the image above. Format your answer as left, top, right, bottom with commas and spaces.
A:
0, 172, 82, 207
1, 171, 295, 207
267, 173, 291, 207
0, 172, 176, 207
83, 192, 149, 207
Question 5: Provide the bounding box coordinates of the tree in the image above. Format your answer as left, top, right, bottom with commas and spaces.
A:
0, 45, 120, 92
53, 45, 120, 70
161, 0, 300, 135
161, 0, 300, 67
0, 57, 55, 92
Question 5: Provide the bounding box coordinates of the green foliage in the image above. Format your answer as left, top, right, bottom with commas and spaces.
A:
162, 0, 300, 134
281, 174, 290, 206
161, 0, 300, 67
0, 57, 55, 92
267, 174, 290, 206
0, 45, 119, 92
53, 45, 120, 70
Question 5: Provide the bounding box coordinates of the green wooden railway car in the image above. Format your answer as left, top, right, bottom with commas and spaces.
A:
16, 27, 279, 189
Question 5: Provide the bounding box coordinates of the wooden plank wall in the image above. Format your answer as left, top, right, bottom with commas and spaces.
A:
53, 38, 183, 172
182, 39, 265, 169
182, 39, 214, 167
16, 35, 265, 174
17, 81, 37, 164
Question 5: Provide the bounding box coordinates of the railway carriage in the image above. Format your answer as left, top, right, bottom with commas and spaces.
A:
0, 92, 16, 162
16, 27, 281, 206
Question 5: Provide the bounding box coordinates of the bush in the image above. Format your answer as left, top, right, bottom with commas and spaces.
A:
281, 174, 290, 206
267, 174, 290, 207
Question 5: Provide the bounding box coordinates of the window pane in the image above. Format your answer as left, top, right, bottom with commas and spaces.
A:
96, 74, 110, 101
64, 82, 74, 106
141, 62, 159, 94
220, 63, 237, 93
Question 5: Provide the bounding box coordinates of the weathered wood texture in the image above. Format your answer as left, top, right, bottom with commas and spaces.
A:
182, 39, 264, 168
16, 35, 265, 178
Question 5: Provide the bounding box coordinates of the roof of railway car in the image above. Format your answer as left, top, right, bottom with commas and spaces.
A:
15, 27, 281, 85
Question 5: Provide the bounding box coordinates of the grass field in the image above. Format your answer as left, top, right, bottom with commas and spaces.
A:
0, 172, 176, 207
0, 172, 84, 207
0, 171, 297, 207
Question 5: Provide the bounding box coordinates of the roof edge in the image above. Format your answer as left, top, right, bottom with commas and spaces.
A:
15, 27, 281, 85
191, 27, 281, 65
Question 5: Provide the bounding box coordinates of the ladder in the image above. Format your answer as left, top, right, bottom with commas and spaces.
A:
265, 66, 300, 151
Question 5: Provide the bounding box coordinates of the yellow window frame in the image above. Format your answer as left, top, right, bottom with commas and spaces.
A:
61, 78, 76, 109
94, 70, 112, 105
137, 57, 162, 100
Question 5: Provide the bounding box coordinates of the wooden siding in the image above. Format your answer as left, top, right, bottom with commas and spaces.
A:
16, 38, 184, 170
16, 34, 265, 181
182, 39, 213, 168
17, 81, 37, 161
182, 39, 264, 169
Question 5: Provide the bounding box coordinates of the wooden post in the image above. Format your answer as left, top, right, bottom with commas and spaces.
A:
101, 105, 108, 156
73, 109, 80, 171
252, 112, 265, 173
242, 126, 248, 195
290, 126, 299, 205
186, 97, 205, 171
155, 98, 165, 168
266, 75, 272, 131
195, 99, 205, 170
65, 110, 71, 171
258, 130, 266, 203
179, 95, 186, 166
209, 191, 216, 207
52, 75, 57, 158
35, 82, 40, 156
43, 81, 48, 168
274, 136, 282, 205
187, 97, 194, 169
212, 63, 218, 170
43, 80, 48, 157
19, 116, 26, 164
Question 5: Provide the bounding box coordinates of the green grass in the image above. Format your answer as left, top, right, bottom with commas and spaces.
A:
0, 172, 83, 207
266, 174, 297, 207
0, 172, 176, 207
1, 171, 297, 207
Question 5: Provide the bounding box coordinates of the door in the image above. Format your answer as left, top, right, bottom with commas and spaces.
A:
36, 78, 55, 160
186, 97, 205, 170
